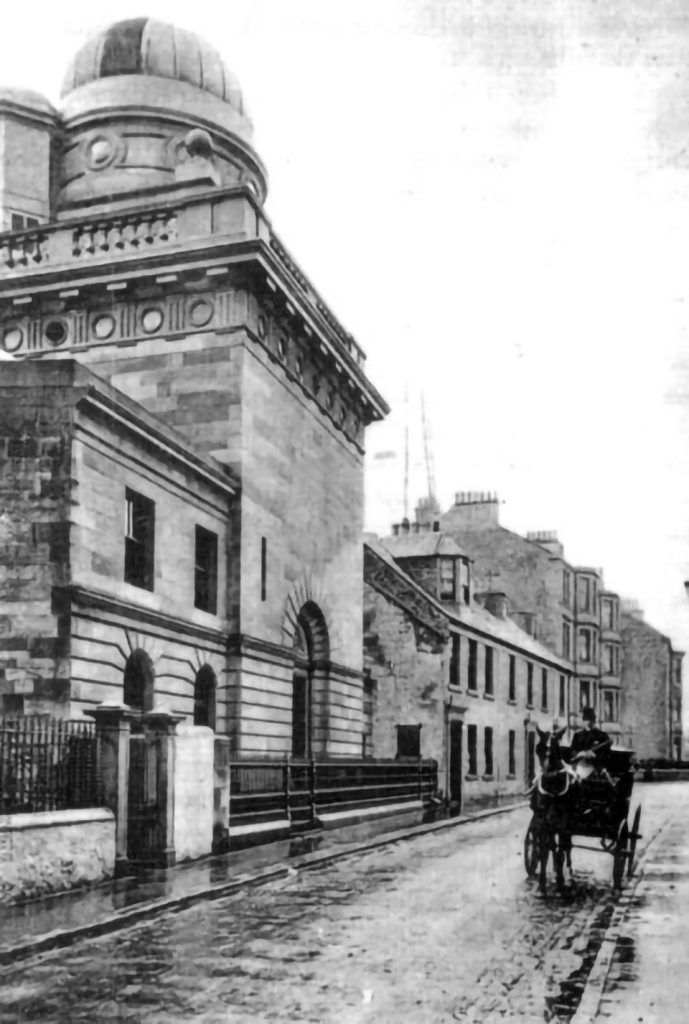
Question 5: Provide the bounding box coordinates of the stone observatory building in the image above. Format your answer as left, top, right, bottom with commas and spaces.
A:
0, 18, 388, 759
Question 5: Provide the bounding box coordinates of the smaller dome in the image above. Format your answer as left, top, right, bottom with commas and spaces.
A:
61, 18, 245, 113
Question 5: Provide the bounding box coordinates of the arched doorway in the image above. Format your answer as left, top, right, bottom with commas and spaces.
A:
193, 665, 217, 729
123, 649, 155, 711
292, 602, 329, 758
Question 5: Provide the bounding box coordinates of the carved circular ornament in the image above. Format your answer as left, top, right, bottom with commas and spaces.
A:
85, 131, 122, 172
44, 319, 68, 346
188, 298, 214, 328
141, 308, 164, 334
1, 325, 23, 353
92, 315, 115, 340
277, 335, 287, 359
257, 315, 268, 341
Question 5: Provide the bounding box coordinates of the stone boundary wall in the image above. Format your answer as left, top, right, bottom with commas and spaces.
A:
0, 807, 115, 904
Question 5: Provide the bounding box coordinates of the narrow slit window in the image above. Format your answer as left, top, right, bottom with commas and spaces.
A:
194, 526, 218, 614
484, 726, 493, 776
467, 724, 478, 775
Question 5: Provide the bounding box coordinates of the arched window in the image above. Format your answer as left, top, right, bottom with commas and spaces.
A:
123, 649, 155, 711
193, 665, 217, 730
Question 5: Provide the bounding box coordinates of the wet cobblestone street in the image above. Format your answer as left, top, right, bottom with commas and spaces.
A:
0, 784, 684, 1023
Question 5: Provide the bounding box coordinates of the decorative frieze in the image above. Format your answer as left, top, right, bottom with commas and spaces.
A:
1, 281, 366, 445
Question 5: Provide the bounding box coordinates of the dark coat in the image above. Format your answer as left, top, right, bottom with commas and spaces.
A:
570, 726, 611, 756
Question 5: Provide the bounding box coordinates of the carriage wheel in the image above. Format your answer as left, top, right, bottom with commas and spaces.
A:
524, 817, 539, 877
627, 805, 642, 878
612, 820, 629, 889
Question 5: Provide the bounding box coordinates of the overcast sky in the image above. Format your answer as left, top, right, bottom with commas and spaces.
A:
2, 1, 689, 653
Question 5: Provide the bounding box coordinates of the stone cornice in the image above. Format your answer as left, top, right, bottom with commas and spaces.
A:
55, 585, 229, 647
226, 633, 362, 679
79, 389, 238, 498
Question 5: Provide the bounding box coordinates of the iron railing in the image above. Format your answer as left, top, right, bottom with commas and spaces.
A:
229, 757, 438, 833
0, 716, 102, 814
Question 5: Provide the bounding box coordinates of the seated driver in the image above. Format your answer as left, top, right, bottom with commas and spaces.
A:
570, 707, 613, 783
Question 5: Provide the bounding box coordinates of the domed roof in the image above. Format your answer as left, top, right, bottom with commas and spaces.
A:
61, 18, 245, 113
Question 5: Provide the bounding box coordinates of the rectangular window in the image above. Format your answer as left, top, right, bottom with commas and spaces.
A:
578, 628, 592, 663
396, 724, 421, 759
484, 726, 493, 776
449, 635, 461, 688
459, 559, 470, 604
261, 537, 267, 601
541, 669, 548, 711
194, 526, 218, 614
563, 570, 571, 606
603, 690, 615, 723
580, 679, 591, 711
526, 663, 533, 707
468, 640, 478, 691
484, 646, 494, 695
562, 621, 571, 659
577, 577, 591, 613
559, 675, 566, 717
508, 655, 516, 702
10, 212, 39, 231
508, 729, 516, 776
601, 598, 614, 631
439, 558, 456, 601
124, 489, 155, 591
604, 643, 618, 677
467, 724, 478, 775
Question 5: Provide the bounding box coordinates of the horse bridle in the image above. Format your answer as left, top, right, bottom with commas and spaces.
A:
537, 769, 572, 798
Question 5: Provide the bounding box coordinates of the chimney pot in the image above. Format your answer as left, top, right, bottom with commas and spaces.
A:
392, 524, 399, 536
432, 520, 440, 532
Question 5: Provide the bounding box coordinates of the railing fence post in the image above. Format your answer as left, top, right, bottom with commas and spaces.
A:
284, 754, 292, 826
310, 756, 317, 825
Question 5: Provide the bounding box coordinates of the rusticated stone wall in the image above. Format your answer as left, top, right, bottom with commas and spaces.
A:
0, 807, 115, 904
0, 363, 77, 715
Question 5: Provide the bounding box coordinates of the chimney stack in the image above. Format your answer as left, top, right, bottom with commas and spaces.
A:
526, 530, 564, 558
446, 491, 500, 530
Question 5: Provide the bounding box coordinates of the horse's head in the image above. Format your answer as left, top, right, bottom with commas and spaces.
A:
535, 726, 566, 772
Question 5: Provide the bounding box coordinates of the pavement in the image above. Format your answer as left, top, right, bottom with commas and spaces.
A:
585, 785, 689, 1022
0, 800, 524, 966
0, 782, 685, 1022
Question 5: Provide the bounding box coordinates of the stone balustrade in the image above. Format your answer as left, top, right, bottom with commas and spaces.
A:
0, 188, 366, 368
72, 211, 177, 257
0, 230, 49, 269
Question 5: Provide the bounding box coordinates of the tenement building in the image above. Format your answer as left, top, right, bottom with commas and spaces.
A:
0, 19, 388, 758
620, 601, 683, 760
439, 492, 682, 757
364, 520, 573, 811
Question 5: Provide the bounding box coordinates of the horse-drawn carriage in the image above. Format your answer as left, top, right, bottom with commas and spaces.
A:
524, 731, 642, 892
